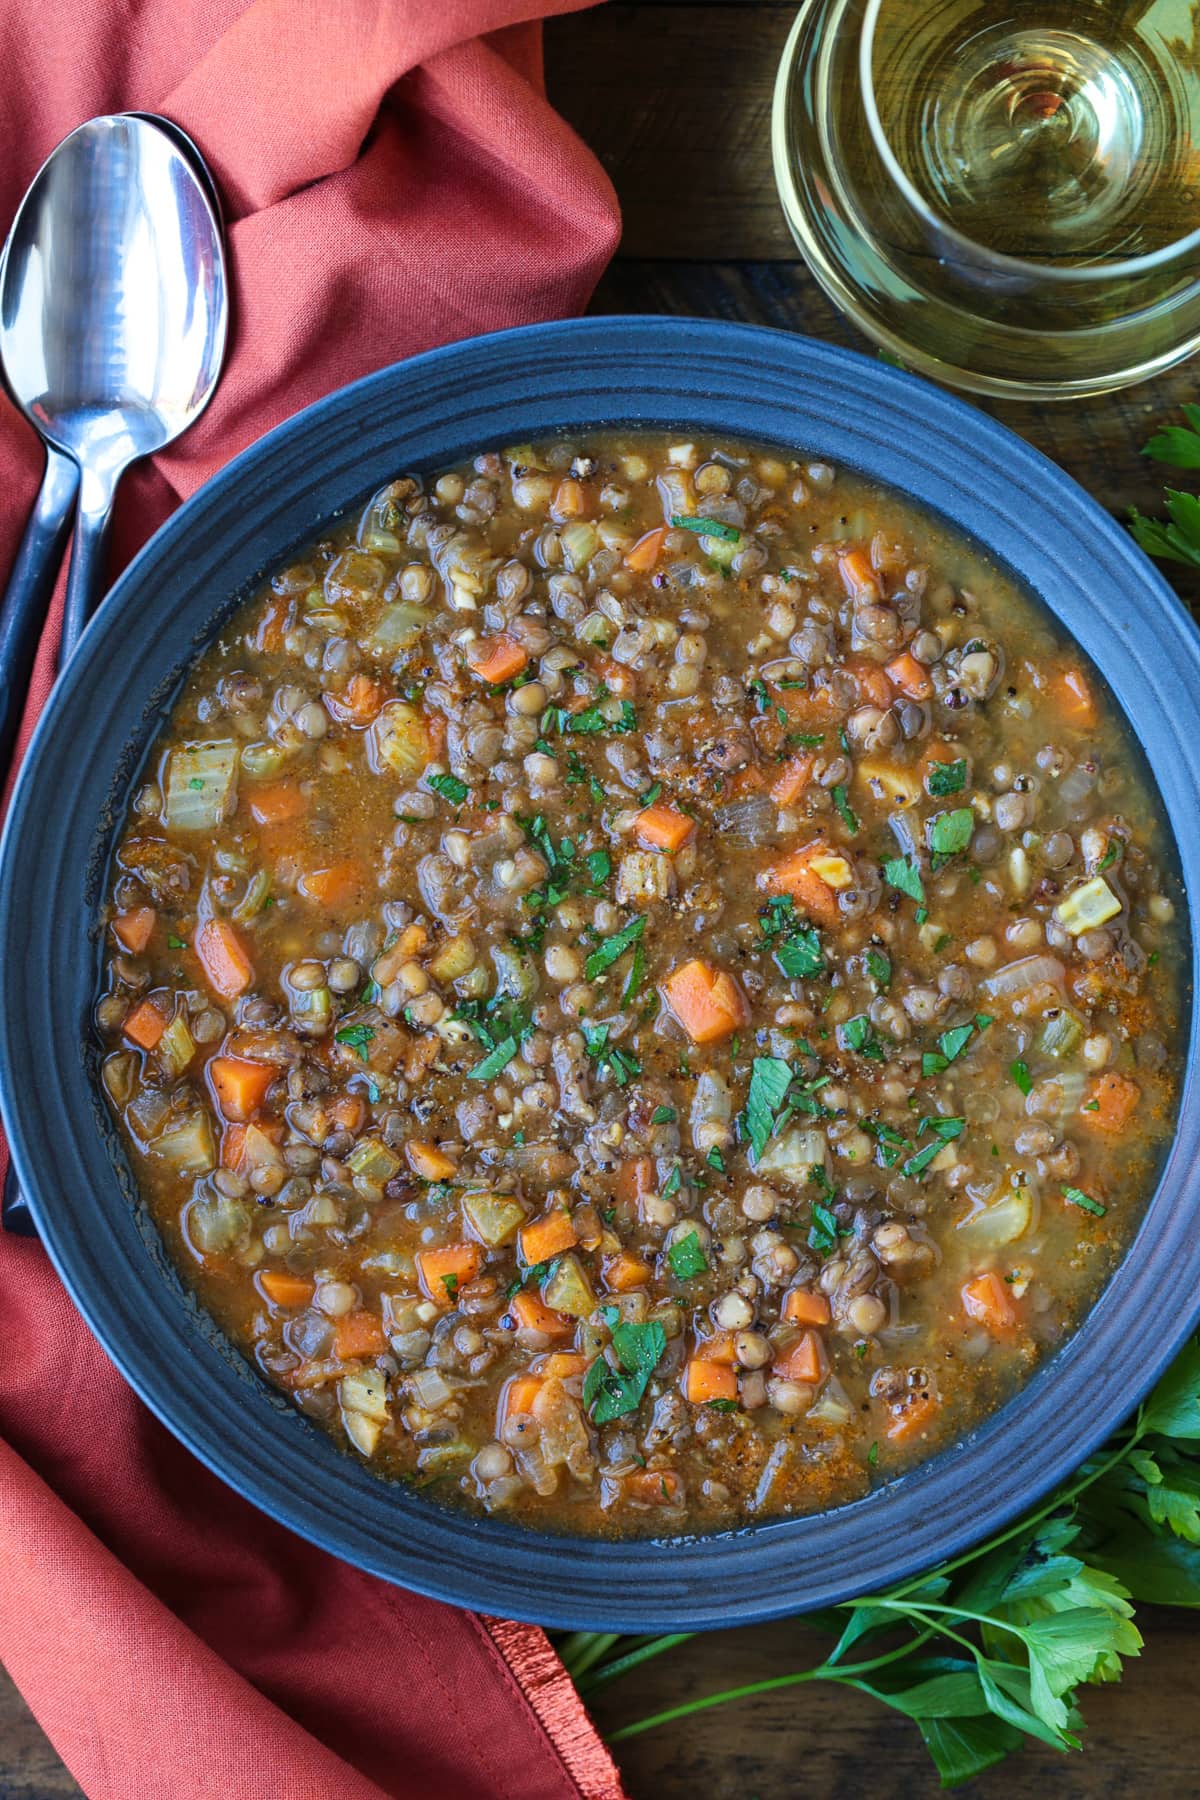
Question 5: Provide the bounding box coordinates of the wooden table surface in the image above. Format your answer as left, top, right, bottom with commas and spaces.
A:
4, 2, 1200, 1794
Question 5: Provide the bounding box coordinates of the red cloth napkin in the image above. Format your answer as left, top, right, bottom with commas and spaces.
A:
0, 5, 626, 1797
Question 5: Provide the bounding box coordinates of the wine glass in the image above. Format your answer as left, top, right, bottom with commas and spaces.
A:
772, 0, 1200, 398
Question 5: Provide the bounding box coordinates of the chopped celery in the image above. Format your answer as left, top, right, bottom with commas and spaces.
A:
156, 1112, 216, 1175
164, 741, 238, 831
543, 1253, 596, 1317
560, 522, 600, 571
186, 1189, 250, 1253
428, 934, 477, 984
462, 1189, 527, 1248
1038, 1008, 1085, 1059
290, 985, 332, 1037
347, 1136, 402, 1188
1055, 876, 1122, 935
701, 529, 739, 569
156, 1011, 196, 1077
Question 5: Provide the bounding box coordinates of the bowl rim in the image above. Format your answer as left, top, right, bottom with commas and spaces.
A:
2, 314, 1198, 1632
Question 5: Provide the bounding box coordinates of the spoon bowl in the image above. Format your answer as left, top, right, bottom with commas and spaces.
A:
0, 113, 229, 656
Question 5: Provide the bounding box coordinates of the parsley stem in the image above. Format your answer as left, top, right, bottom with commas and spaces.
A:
604, 1633, 939, 1743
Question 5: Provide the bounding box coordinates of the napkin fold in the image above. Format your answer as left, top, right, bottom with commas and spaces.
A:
0, 3, 625, 1795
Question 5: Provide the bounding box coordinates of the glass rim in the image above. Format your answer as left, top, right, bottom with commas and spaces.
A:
858, 0, 1200, 283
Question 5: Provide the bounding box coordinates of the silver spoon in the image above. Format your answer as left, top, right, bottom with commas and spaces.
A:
0, 114, 228, 1236
0, 112, 229, 673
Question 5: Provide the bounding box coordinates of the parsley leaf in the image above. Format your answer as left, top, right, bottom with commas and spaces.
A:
1011, 1059, 1033, 1096
584, 1318, 667, 1423
832, 784, 860, 833
429, 771, 469, 805
928, 758, 967, 796
467, 1035, 520, 1081
334, 1024, 375, 1063
670, 513, 741, 542
865, 948, 891, 990
884, 856, 925, 904
928, 807, 975, 857
1063, 1186, 1106, 1217
775, 925, 825, 981
585, 913, 646, 980
843, 1015, 884, 1060
741, 1056, 794, 1162
668, 1231, 708, 1279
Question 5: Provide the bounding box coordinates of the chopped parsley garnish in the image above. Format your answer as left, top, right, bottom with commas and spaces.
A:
832, 784, 860, 833
1064, 1185, 1107, 1217
809, 1198, 848, 1256
651, 1105, 677, 1125
668, 1231, 708, 1280
706, 1397, 739, 1413
883, 856, 925, 904
621, 940, 646, 1003
1010, 1059, 1033, 1096
547, 695, 638, 737
670, 513, 741, 542
187, 776, 205, 790
334, 1024, 375, 1063
167, 934, 186, 950
586, 848, 611, 887
1098, 841, 1121, 872
585, 913, 646, 981
581, 1021, 642, 1087
928, 807, 975, 857
843, 1014, 884, 1060
865, 948, 891, 990
584, 1318, 667, 1424
921, 1021, 977, 1078
741, 1056, 793, 1162
865, 1119, 909, 1169
706, 1145, 726, 1173
775, 925, 825, 981
867, 1441, 879, 1467
927, 758, 967, 796
429, 771, 469, 805
662, 1164, 683, 1199
901, 1116, 965, 1179
787, 729, 824, 747
467, 1035, 521, 1081
640, 780, 663, 806
441, 1272, 459, 1298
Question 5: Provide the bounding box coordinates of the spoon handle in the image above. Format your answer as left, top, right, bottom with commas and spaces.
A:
0, 444, 79, 777
60, 463, 120, 663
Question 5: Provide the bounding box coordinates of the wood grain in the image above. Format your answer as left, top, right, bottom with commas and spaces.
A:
4, 3, 1200, 1795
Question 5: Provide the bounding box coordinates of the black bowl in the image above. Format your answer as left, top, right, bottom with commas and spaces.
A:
2, 319, 1197, 1631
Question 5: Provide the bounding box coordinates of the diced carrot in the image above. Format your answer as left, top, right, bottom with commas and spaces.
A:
196, 918, 253, 1000
589, 651, 638, 699
325, 673, 389, 727
112, 907, 156, 954
783, 1288, 832, 1327
536, 1351, 589, 1379
761, 844, 841, 927
772, 1330, 825, 1384
887, 1393, 940, 1442
221, 1123, 248, 1170
330, 1094, 368, 1134
885, 652, 933, 701
694, 1331, 738, 1365
416, 1242, 483, 1305
249, 781, 308, 827
624, 526, 667, 573
603, 1251, 654, 1293
208, 1055, 275, 1123
844, 655, 894, 711
635, 803, 696, 853
498, 1374, 543, 1428
406, 1140, 458, 1181
258, 1269, 316, 1308
518, 1210, 578, 1266
333, 1311, 386, 1359
1052, 667, 1097, 729
552, 478, 586, 519
621, 1468, 682, 1504
509, 1291, 573, 1339
838, 547, 880, 600
123, 1000, 167, 1051
298, 861, 365, 910
614, 1157, 654, 1208
961, 1272, 1020, 1333
684, 1359, 737, 1404
1081, 1071, 1140, 1136
660, 958, 751, 1045
769, 754, 813, 807
254, 594, 291, 654
467, 633, 530, 686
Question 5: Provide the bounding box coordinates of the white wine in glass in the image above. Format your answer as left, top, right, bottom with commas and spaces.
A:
773, 0, 1200, 397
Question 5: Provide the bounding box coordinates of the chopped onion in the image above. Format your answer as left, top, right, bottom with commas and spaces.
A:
164, 741, 238, 831
755, 1126, 829, 1183
957, 1186, 1033, 1249
980, 954, 1065, 999
713, 795, 776, 848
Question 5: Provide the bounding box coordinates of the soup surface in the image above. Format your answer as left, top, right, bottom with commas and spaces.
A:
96, 434, 1181, 1535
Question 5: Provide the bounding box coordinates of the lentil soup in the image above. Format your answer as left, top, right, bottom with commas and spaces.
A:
95, 434, 1181, 1535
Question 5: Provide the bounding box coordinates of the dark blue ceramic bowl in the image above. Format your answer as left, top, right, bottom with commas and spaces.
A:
2, 318, 1198, 1631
